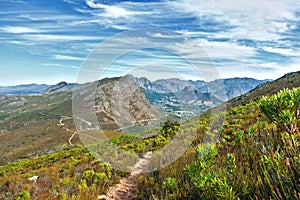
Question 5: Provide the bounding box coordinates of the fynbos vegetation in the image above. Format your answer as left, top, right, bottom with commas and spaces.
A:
0, 87, 299, 199
135, 87, 300, 199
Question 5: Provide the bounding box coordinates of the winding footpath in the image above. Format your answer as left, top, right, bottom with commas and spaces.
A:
58, 116, 153, 199
58, 116, 76, 147
98, 151, 152, 200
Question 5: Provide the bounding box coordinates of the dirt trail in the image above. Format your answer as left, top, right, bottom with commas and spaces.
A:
58, 116, 76, 146
98, 151, 152, 200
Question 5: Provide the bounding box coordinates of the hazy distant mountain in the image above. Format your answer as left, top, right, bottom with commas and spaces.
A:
226, 71, 300, 108
207, 77, 271, 100
42, 75, 270, 102
0, 84, 51, 95
132, 75, 271, 101
175, 86, 211, 102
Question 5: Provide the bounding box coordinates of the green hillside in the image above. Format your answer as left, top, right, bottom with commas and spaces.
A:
135, 87, 300, 199
0, 87, 299, 199
0, 92, 76, 165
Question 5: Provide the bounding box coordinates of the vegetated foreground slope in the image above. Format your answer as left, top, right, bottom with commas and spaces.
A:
0, 146, 127, 199
0, 118, 180, 199
134, 87, 300, 199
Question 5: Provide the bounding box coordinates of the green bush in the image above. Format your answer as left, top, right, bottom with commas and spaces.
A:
260, 88, 300, 134
16, 190, 31, 200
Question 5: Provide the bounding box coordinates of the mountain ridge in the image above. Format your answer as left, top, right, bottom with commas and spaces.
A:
42, 75, 270, 102
0, 84, 51, 95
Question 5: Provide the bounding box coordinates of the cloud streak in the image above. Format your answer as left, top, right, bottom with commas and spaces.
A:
22, 34, 103, 42
0, 26, 44, 34
53, 54, 85, 61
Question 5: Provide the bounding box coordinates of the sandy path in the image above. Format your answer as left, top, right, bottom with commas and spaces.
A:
98, 151, 152, 200
58, 116, 76, 146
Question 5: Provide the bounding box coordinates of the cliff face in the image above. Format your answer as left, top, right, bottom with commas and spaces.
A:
93, 76, 162, 130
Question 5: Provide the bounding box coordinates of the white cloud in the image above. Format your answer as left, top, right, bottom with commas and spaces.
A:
22, 34, 103, 42
173, 0, 296, 19
172, 39, 257, 60
41, 63, 80, 69
63, 0, 78, 5
19, 13, 84, 22
0, 26, 42, 34
53, 54, 84, 61
214, 56, 300, 81
85, 0, 144, 19
147, 32, 182, 39
3, 0, 26, 4
263, 46, 300, 57
9, 40, 35, 45
168, 0, 300, 40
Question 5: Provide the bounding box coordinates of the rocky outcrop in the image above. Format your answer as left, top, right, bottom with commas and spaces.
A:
80, 76, 162, 130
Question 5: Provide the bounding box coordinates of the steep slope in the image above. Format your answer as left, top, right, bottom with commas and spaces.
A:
74, 76, 162, 130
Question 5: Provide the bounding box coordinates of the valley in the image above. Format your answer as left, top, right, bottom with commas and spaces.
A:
0, 75, 268, 165
2, 1, 300, 199
0, 71, 299, 200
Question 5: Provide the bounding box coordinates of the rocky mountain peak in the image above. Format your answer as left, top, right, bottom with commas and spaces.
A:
75, 75, 162, 131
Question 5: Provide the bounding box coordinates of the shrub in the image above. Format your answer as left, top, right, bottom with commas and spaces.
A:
16, 190, 30, 200
260, 88, 300, 134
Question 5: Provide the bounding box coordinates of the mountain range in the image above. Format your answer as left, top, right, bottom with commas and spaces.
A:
44, 75, 270, 101
0, 84, 50, 95
0, 76, 270, 101
0, 71, 299, 200
131, 75, 270, 100
0, 71, 298, 165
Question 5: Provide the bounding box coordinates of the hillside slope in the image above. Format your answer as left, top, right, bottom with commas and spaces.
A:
0, 76, 161, 165
134, 78, 300, 199
0, 71, 299, 199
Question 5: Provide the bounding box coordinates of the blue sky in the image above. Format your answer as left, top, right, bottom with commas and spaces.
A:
0, 0, 300, 85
